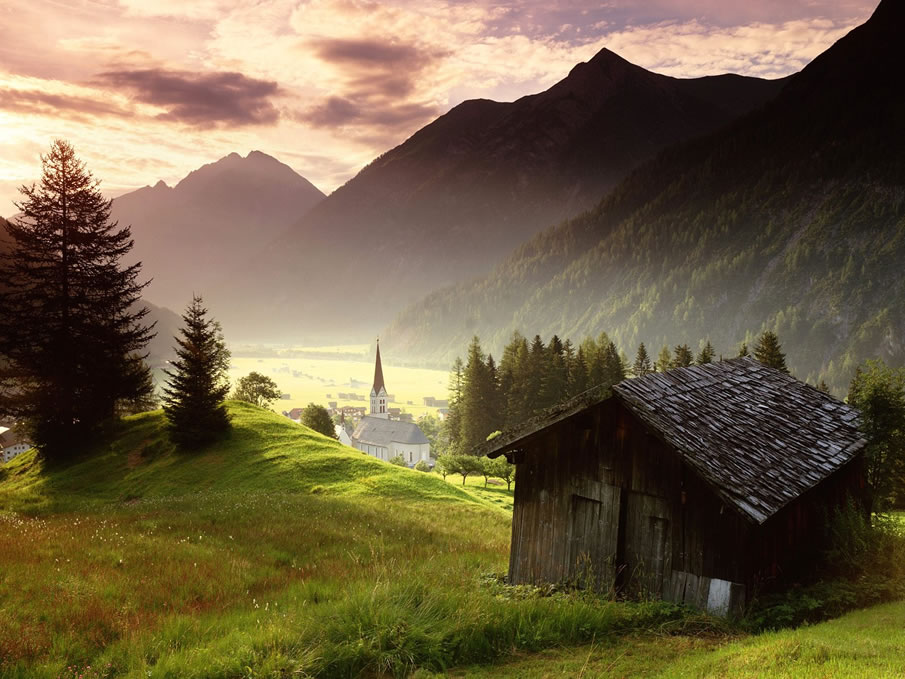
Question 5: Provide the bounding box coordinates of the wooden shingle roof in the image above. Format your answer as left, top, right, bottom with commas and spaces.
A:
483, 358, 866, 525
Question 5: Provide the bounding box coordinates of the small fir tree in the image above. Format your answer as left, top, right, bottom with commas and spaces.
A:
754, 331, 789, 373
696, 341, 715, 365
162, 296, 231, 448
672, 344, 694, 368
633, 342, 653, 377
656, 345, 672, 373
738, 342, 750, 358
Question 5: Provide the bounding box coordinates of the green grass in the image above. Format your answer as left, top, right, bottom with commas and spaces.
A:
0, 403, 688, 678
457, 601, 905, 678
439, 473, 514, 513
2, 405, 902, 678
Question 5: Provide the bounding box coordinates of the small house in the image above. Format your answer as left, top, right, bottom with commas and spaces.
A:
481, 358, 866, 615
0, 427, 32, 464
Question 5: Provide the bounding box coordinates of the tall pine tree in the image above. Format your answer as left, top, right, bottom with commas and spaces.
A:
672, 344, 694, 368
656, 345, 672, 373
162, 296, 231, 448
696, 341, 715, 365
444, 356, 465, 453
0, 140, 153, 457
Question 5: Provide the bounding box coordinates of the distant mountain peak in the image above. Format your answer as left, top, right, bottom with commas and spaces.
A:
153, 180, 169, 189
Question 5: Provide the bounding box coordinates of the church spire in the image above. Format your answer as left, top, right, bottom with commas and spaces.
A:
373, 339, 386, 395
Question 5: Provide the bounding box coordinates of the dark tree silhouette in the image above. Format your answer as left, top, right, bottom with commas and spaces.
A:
0, 140, 153, 457
754, 331, 789, 373
162, 295, 230, 448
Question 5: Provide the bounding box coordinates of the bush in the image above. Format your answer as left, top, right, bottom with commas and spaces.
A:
389, 454, 407, 467
744, 501, 905, 630
414, 460, 431, 472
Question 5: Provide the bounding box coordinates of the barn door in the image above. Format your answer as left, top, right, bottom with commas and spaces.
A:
568, 485, 621, 592
624, 492, 671, 598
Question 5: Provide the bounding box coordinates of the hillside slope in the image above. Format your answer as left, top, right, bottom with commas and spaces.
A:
112, 151, 324, 313
385, 0, 905, 391
216, 51, 785, 341
0, 401, 478, 512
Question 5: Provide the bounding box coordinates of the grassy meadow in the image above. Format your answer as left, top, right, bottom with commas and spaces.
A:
227, 350, 449, 419
1, 403, 903, 677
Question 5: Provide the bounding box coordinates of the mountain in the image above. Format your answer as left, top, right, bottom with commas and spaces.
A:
384, 0, 905, 391
113, 151, 325, 311
215, 51, 786, 341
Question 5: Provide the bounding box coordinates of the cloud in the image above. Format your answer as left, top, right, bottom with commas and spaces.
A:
0, 87, 132, 121
96, 68, 282, 127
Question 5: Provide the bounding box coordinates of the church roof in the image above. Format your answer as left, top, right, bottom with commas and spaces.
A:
372, 340, 386, 394
352, 416, 429, 447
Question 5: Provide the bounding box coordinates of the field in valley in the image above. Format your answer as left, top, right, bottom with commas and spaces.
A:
1, 405, 903, 678
227, 347, 450, 419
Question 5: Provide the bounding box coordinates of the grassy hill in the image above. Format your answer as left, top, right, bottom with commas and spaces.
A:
1, 404, 902, 678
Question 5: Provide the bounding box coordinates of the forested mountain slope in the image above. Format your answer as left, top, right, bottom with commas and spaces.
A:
113, 151, 324, 311
215, 50, 784, 341
384, 0, 905, 391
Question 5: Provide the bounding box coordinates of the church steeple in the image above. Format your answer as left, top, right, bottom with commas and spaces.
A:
370, 339, 389, 418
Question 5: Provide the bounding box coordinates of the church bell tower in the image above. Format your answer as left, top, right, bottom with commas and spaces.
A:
370, 339, 389, 419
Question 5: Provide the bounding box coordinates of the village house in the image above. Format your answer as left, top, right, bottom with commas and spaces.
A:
351, 341, 431, 467
0, 426, 32, 464
481, 358, 866, 616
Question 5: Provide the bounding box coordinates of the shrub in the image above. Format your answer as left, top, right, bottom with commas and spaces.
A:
414, 460, 431, 472
389, 454, 407, 467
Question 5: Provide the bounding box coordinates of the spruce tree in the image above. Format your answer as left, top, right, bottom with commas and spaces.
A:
738, 342, 750, 358
633, 343, 653, 377
696, 341, 715, 365
753, 331, 789, 373
568, 346, 589, 397
460, 337, 494, 454
444, 357, 465, 453
162, 296, 231, 448
672, 344, 694, 368
542, 335, 567, 408
656, 345, 672, 373
0, 140, 153, 457
602, 341, 625, 386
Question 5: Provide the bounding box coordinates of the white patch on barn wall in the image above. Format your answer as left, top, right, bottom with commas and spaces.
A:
706, 577, 733, 616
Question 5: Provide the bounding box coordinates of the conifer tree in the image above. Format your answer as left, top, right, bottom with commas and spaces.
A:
525, 335, 547, 414
656, 345, 672, 373
460, 337, 495, 454
633, 343, 653, 377
568, 345, 589, 397
444, 357, 465, 453
162, 296, 231, 448
738, 342, 750, 358
602, 341, 625, 386
696, 341, 715, 365
0, 140, 153, 456
753, 331, 789, 373
672, 344, 694, 368
485, 353, 503, 430
542, 335, 567, 408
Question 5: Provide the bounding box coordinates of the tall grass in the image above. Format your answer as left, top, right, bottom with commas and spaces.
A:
0, 404, 692, 678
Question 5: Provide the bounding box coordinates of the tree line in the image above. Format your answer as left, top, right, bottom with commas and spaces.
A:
442, 329, 792, 457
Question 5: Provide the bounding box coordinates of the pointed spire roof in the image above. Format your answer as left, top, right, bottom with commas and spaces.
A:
372, 339, 386, 394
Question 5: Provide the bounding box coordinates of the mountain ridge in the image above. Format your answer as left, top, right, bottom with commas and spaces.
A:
383, 0, 905, 391
212, 49, 787, 341
112, 151, 325, 312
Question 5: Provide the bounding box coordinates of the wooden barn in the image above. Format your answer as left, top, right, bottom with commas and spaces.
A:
481, 357, 867, 615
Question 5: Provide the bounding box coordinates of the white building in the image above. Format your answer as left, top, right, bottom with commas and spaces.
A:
351, 341, 431, 467
0, 426, 32, 464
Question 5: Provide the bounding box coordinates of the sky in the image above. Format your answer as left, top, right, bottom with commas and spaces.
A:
0, 0, 877, 214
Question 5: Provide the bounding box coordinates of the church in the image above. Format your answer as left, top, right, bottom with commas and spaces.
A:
350, 341, 432, 467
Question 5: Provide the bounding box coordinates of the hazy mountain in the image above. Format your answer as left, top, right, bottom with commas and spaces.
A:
384, 0, 905, 392
216, 51, 785, 341
113, 151, 325, 311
